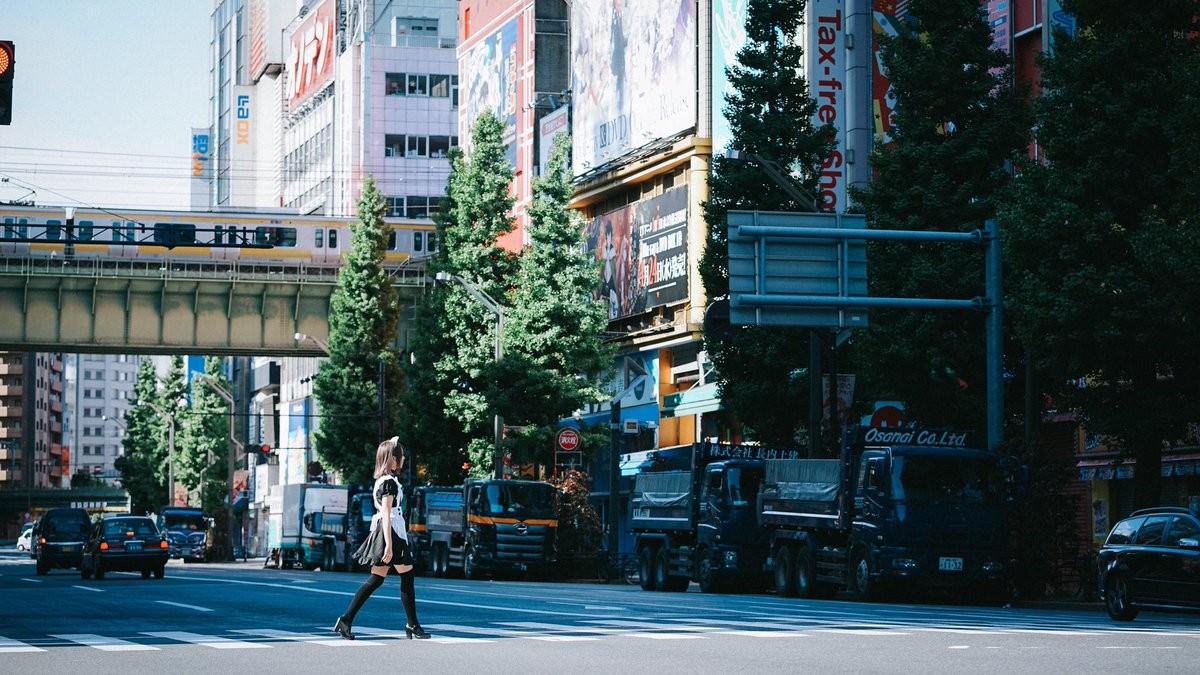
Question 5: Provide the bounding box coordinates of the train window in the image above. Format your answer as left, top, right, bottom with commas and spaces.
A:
214, 225, 224, 245
413, 232, 423, 252
4, 218, 28, 239
78, 221, 94, 241
315, 229, 324, 248
278, 227, 297, 247
327, 228, 338, 248
46, 219, 62, 241
154, 223, 196, 247
254, 227, 297, 247
125, 222, 136, 242
110, 222, 123, 242
387, 231, 398, 251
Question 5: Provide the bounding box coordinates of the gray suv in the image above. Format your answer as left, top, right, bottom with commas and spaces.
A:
1098, 506, 1200, 621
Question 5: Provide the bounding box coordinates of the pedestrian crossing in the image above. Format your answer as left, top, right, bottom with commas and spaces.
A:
3, 615, 1199, 653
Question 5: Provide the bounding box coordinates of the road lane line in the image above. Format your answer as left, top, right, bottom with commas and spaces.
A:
155, 600, 213, 612
352, 625, 491, 644
72, 585, 103, 592
142, 631, 271, 649
52, 633, 159, 651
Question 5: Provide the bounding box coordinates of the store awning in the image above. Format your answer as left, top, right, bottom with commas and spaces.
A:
661, 382, 722, 418
1077, 452, 1200, 480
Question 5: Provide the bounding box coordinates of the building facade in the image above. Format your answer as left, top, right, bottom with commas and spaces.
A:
65, 353, 147, 486
0, 352, 65, 489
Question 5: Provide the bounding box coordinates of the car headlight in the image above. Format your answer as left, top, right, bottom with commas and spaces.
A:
891, 558, 918, 570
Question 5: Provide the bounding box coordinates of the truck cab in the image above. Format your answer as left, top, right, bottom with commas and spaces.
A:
157, 507, 213, 563
695, 460, 769, 592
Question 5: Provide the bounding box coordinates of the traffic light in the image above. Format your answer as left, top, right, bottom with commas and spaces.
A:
0, 41, 13, 125
259, 443, 272, 455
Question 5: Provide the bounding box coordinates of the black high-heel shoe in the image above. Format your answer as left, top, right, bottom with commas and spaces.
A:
405, 623, 430, 640
332, 617, 355, 640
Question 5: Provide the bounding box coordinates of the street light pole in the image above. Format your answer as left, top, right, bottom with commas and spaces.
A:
434, 271, 506, 479
197, 374, 243, 561
143, 403, 176, 507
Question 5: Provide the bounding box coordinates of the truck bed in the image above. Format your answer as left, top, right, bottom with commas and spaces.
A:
630, 471, 694, 531
760, 459, 843, 528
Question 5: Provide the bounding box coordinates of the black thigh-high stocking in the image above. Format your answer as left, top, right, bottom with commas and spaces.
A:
342, 573, 385, 625
399, 570, 420, 627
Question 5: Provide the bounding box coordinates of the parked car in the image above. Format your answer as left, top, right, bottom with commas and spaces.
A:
33, 508, 92, 575
1098, 506, 1200, 621
157, 506, 213, 563
81, 515, 169, 580
16, 523, 33, 552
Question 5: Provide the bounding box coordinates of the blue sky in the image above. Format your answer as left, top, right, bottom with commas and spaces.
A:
0, 1, 211, 210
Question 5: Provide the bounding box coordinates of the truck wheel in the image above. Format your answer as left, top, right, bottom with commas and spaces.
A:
639, 547, 658, 591
696, 547, 723, 594
851, 549, 876, 601
794, 546, 814, 598
463, 546, 480, 580
774, 546, 797, 597
653, 547, 672, 591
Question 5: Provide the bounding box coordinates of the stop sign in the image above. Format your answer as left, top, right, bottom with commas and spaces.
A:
556, 428, 580, 452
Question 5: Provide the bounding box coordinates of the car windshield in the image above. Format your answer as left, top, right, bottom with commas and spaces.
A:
44, 517, 90, 536
104, 519, 157, 537
890, 455, 1004, 505
727, 466, 762, 507
162, 514, 207, 531
483, 483, 556, 517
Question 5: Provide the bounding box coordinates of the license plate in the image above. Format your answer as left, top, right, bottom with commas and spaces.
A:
126, 542, 143, 552
513, 563, 527, 572
181, 547, 191, 556
60, 545, 78, 553
939, 557, 963, 571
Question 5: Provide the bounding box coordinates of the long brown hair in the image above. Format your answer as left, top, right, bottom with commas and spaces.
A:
373, 437, 405, 479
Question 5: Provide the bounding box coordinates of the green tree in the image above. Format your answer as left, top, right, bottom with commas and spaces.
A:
178, 357, 231, 518
116, 359, 168, 514
503, 133, 615, 468
700, 0, 835, 446
1002, 0, 1200, 507
408, 111, 518, 479
312, 176, 404, 486
848, 0, 1031, 428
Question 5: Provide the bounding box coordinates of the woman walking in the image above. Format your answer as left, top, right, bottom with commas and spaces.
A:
333, 437, 430, 640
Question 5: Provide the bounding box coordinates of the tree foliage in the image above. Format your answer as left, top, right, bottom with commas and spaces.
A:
1001, 0, 1200, 507
504, 133, 615, 467
848, 0, 1030, 429
178, 357, 232, 519
116, 359, 167, 515
700, 0, 835, 446
312, 176, 404, 486
405, 111, 517, 480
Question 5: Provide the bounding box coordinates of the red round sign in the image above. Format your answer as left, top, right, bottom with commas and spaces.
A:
556, 428, 580, 452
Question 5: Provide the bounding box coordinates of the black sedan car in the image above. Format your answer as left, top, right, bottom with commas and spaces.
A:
81, 515, 170, 580
34, 507, 92, 575
1098, 506, 1200, 621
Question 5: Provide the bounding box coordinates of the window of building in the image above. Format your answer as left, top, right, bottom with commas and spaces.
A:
430, 136, 451, 158
407, 73, 428, 96
406, 196, 430, 219
385, 134, 404, 157
406, 135, 427, 158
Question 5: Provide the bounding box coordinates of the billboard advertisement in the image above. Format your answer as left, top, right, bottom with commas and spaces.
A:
807, 0, 849, 212
287, 0, 336, 109
189, 128, 210, 209
285, 399, 309, 485
585, 186, 689, 319
461, 17, 519, 167
871, 1, 906, 146
538, 105, 570, 175
571, 0, 698, 177
712, 0, 750, 157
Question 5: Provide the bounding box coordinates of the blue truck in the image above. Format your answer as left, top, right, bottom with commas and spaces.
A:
630, 427, 1011, 601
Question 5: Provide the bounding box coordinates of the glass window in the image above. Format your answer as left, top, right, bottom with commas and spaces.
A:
314, 228, 324, 249
406, 136, 427, 158
413, 231, 423, 252
431, 74, 450, 98
1164, 516, 1200, 547
385, 134, 404, 157
78, 220, 94, 240
46, 219, 62, 241
327, 229, 338, 248
407, 73, 428, 96
1135, 515, 1170, 546
451, 76, 459, 107
386, 73, 404, 96
430, 136, 451, 158
406, 196, 429, 219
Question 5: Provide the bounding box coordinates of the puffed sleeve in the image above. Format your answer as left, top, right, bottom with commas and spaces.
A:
377, 477, 399, 502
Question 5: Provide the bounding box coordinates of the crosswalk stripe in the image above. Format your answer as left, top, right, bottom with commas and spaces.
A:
425, 623, 598, 641
141, 631, 271, 649
0, 636, 44, 653
52, 634, 159, 651
352, 626, 490, 644
230, 628, 385, 647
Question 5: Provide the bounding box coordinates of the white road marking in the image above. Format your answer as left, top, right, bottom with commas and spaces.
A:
52, 633, 159, 651
425, 623, 598, 641
141, 631, 271, 649
155, 600, 213, 612
0, 636, 44, 653
353, 625, 490, 644
230, 628, 384, 647
72, 585, 103, 592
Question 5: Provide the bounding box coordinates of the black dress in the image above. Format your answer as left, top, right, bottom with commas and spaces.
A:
358, 476, 413, 567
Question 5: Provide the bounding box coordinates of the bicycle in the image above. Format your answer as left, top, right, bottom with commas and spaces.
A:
597, 551, 640, 585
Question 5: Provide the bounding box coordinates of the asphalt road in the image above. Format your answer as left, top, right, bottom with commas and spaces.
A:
2, 550, 1199, 674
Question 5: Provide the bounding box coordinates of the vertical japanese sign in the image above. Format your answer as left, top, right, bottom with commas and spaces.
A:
189, 127, 210, 209
808, 0, 848, 212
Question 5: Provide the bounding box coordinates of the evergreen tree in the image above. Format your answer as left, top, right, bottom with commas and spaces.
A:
849, 0, 1031, 428
504, 133, 615, 467
408, 111, 518, 479
115, 359, 168, 514
700, 0, 835, 446
1002, 0, 1200, 507
178, 357, 232, 517
312, 176, 404, 486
